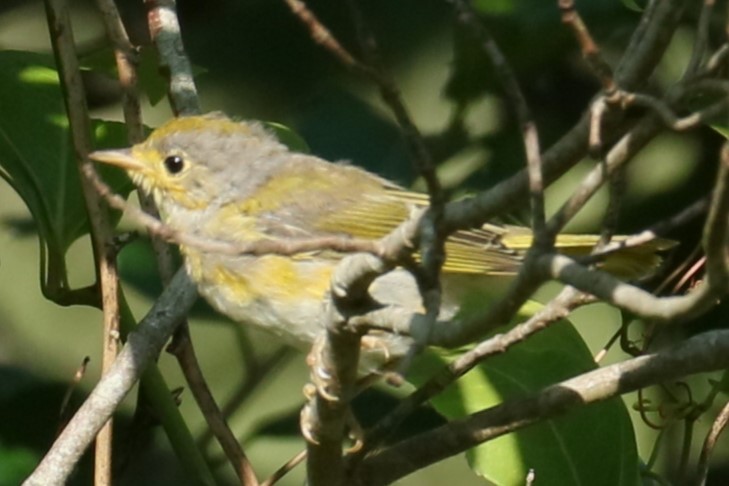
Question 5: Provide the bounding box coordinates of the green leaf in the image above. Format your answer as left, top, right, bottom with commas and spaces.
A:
471, 0, 515, 15
410, 303, 640, 485
265, 121, 311, 153
682, 90, 729, 139
137, 47, 170, 107
620, 0, 645, 13
81, 45, 207, 107
0, 50, 133, 302
0, 441, 37, 486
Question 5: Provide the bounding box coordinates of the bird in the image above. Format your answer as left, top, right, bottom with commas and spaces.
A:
90, 112, 671, 373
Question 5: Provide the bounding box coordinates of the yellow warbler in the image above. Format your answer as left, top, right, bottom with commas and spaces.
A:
90, 113, 670, 370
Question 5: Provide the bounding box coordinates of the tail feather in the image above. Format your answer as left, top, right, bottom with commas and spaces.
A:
441, 227, 675, 280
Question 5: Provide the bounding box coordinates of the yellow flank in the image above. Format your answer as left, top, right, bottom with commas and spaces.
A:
210, 255, 332, 303
181, 247, 207, 290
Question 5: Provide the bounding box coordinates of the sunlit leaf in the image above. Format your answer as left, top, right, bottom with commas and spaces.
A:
410, 303, 640, 485
0, 50, 133, 301
620, 0, 646, 13
265, 121, 311, 153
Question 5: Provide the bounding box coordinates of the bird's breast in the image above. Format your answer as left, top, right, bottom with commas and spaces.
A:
182, 248, 334, 347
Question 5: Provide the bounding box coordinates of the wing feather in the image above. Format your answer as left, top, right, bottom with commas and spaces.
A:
217, 155, 670, 278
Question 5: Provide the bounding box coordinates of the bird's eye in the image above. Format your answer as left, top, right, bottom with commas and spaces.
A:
163, 155, 185, 174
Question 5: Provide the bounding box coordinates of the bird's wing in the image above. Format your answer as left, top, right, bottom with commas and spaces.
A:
220, 155, 671, 278
220, 155, 523, 275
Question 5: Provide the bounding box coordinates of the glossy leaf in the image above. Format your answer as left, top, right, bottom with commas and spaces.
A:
411, 303, 640, 485
0, 50, 133, 301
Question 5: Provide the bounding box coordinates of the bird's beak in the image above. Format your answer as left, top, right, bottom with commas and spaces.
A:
89, 149, 145, 171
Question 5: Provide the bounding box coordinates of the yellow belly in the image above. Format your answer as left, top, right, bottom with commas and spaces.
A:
183, 248, 334, 346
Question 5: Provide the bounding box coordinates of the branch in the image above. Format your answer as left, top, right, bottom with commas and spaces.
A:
144, 0, 200, 115
559, 0, 616, 92
23, 270, 198, 486
683, 0, 716, 78
444, 0, 686, 234
355, 328, 729, 484
547, 113, 663, 235
357, 287, 592, 455
142, 1, 260, 483
304, 254, 390, 486
44, 0, 122, 481
448, 0, 547, 244
694, 398, 729, 486
615, 0, 688, 89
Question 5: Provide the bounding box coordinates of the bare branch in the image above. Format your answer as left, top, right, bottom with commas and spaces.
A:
543, 141, 728, 322
357, 287, 592, 454
615, 0, 688, 88
558, 0, 616, 93
167, 333, 258, 485
43, 0, 123, 481
283, 0, 360, 68
684, 0, 717, 78
141, 2, 261, 482
448, 0, 547, 244
144, 0, 200, 115
304, 254, 390, 485
547, 114, 663, 236
694, 398, 729, 486
354, 328, 729, 484
579, 196, 707, 264
23, 270, 198, 486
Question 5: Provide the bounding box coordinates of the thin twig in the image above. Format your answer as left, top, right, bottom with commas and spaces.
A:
94, 0, 144, 141
43, 0, 122, 483
594, 328, 621, 363
261, 450, 307, 486
445, 0, 685, 236
282, 0, 359, 68
448, 0, 548, 244
198, 346, 292, 450
684, 0, 716, 78
694, 399, 729, 485
92, 4, 177, 482
58, 356, 91, 433
144, 0, 200, 116
284, 0, 447, 377
615, 89, 729, 131
559, 0, 616, 93
253, 15, 440, 471
87, 165, 385, 258
344, 0, 446, 374
23, 270, 199, 486
167, 333, 258, 485
542, 143, 729, 321
356, 287, 591, 456
95, 0, 178, 280
581, 196, 707, 264
615, 0, 687, 89
142, 1, 258, 483
546, 114, 663, 236
705, 43, 729, 74
353, 328, 729, 484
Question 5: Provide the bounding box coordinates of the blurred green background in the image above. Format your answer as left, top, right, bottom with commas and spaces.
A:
1, 0, 726, 484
